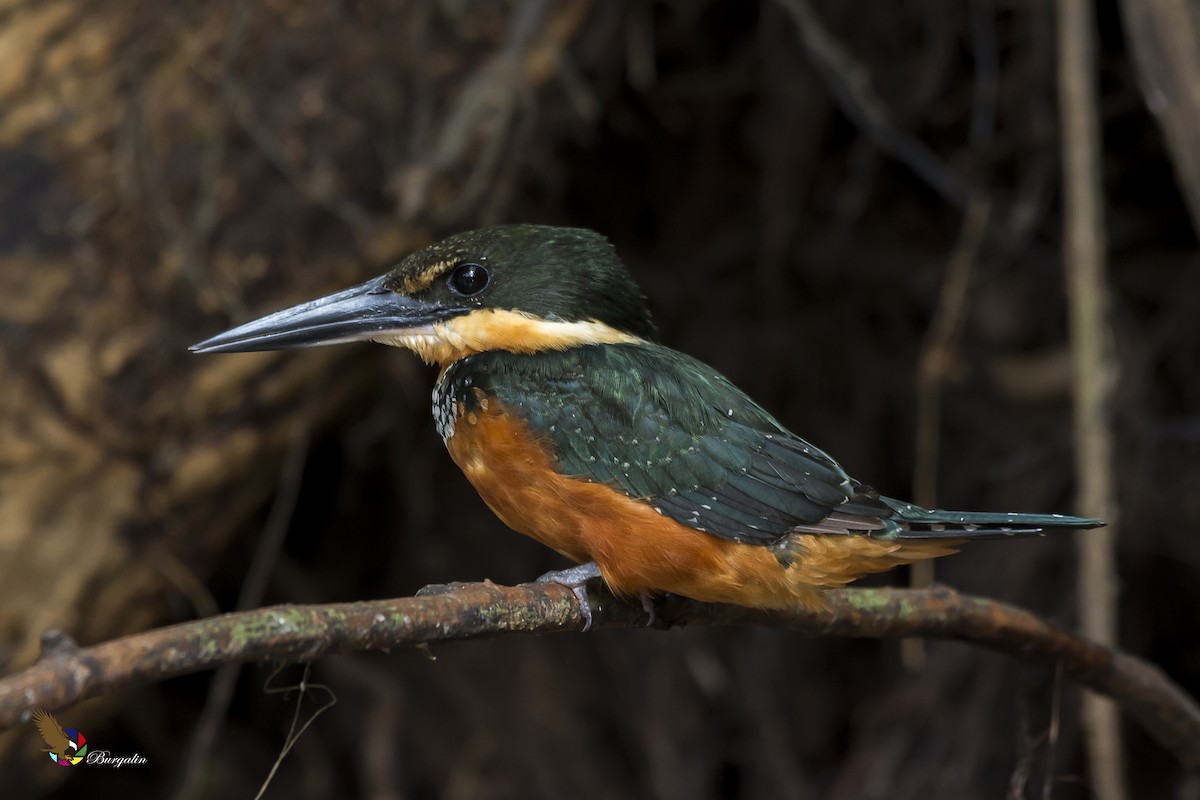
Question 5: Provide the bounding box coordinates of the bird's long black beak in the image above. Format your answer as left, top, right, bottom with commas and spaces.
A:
189, 275, 462, 354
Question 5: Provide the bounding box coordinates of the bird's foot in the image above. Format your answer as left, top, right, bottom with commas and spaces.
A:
639, 591, 657, 627
537, 561, 603, 631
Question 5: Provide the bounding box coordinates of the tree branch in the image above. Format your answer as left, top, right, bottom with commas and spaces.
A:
1, 582, 1197, 771
775, 0, 969, 207
1057, 0, 1125, 794
1120, 0, 1200, 238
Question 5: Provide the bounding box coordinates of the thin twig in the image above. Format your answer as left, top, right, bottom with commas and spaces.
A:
254, 664, 337, 800
174, 429, 309, 800
1057, 0, 1125, 796
1120, 0, 1200, 236
913, 195, 991, 510
0, 582, 1197, 771
905, 195, 990, 670
1043, 659, 1065, 800
775, 0, 969, 207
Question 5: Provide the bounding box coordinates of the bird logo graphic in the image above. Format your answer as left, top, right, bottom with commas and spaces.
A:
31, 709, 88, 766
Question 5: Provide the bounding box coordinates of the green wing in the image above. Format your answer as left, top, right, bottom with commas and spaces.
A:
454, 343, 867, 545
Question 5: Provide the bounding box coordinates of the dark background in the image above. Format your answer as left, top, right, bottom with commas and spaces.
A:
1, 1, 1197, 798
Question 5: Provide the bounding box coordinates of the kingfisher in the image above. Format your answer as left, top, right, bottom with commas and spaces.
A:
192, 225, 1100, 626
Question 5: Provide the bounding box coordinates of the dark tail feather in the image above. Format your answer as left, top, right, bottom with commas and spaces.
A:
876, 497, 1104, 540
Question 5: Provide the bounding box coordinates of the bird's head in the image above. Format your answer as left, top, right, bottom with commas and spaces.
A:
190, 225, 657, 366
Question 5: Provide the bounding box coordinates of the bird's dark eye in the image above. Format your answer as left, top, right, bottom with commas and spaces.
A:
447, 262, 491, 297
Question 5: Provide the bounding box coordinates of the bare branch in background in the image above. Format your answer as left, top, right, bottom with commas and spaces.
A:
905, 195, 991, 670
1057, 0, 1125, 796
1121, 0, 1200, 237
775, 0, 969, 207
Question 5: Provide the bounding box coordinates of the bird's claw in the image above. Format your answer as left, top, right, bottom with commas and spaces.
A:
639, 591, 657, 627
537, 561, 603, 631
